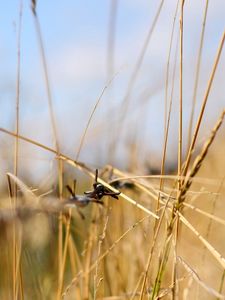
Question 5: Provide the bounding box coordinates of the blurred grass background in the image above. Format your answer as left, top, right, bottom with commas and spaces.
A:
0, 0, 225, 299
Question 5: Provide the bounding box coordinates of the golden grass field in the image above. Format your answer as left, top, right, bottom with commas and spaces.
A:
0, 1, 225, 299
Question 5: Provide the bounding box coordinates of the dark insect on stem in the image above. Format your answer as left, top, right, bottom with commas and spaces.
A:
84, 169, 120, 200
65, 169, 120, 218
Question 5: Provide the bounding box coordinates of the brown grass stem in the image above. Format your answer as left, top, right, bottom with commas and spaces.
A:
94, 214, 109, 299
61, 216, 149, 299
156, 0, 179, 216
31, 4, 65, 297
178, 0, 185, 189
13, 2, 23, 298
139, 191, 175, 299
76, 75, 117, 162
31, 3, 59, 153
178, 109, 225, 205
201, 176, 225, 262
178, 256, 225, 299
179, 213, 225, 269
172, 3, 185, 296
158, 20, 179, 211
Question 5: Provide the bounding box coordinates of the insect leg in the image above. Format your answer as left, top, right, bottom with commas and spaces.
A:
66, 185, 75, 197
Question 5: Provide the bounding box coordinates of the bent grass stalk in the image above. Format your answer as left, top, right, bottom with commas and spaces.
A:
0, 128, 159, 221
178, 256, 225, 299
187, 0, 210, 149
148, 109, 225, 299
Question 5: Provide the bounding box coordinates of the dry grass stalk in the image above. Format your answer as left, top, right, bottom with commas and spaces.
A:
31, 0, 36, 15
138, 108, 225, 299
94, 214, 109, 299
178, 0, 185, 189
219, 271, 225, 299
178, 256, 225, 299
179, 213, 225, 269
172, 1, 185, 294
31, 2, 59, 153
61, 216, 149, 299
76, 75, 117, 162
139, 190, 175, 299
183, 30, 225, 175
12, 2, 23, 298
158, 0, 179, 212
178, 109, 225, 205
182, 202, 225, 226
30, 3, 65, 297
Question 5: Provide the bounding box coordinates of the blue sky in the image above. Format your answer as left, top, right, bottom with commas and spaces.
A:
0, 0, 225, 181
